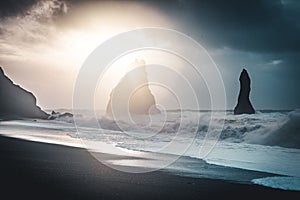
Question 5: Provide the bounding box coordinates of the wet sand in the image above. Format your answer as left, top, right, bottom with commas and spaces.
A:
0, 135, 299, 200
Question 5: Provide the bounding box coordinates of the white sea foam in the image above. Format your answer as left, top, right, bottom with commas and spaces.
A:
69, 109, 300, 149
252, 176, 300, 191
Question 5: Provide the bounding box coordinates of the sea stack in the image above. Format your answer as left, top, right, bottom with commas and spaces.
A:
106, 60, 160, 117
234, 69, 255, 115
0, 67, 49, 119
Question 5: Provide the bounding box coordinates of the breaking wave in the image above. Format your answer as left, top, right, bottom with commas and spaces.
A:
68, 109, 300, 149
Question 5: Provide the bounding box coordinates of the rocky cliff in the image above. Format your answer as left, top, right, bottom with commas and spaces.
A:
234, 69, 255, 115
106, 60, 160, 117
0, 67, 49, 120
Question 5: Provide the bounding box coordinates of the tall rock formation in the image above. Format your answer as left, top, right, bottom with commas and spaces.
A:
0, 67, 49, 119
106, 60, 160, 117
234, 69, 255, 115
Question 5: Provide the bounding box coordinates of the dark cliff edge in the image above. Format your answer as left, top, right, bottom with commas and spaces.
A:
234, 69, 255, 115
0, 67, 49, 120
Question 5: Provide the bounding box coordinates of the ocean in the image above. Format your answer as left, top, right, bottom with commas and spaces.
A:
0, 110, 299, 191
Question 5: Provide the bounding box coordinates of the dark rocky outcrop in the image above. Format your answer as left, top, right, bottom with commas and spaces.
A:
234, 69, 255, 115
0, 67, 49, 120
106, 60, 160, 116
48, 111, 73, 120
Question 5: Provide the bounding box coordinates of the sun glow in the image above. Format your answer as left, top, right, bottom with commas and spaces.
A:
0, 1, 175, 109
50, 1, 174, 70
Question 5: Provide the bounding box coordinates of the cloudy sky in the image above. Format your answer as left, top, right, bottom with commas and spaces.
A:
0, 0, 299, 110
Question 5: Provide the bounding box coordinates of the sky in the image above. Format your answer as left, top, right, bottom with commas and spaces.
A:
0, 0, 299, 110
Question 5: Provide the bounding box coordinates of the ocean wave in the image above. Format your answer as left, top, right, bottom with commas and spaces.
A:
60, 110, 300, 149
262, 110, 300, 148
219, 110, 300, 149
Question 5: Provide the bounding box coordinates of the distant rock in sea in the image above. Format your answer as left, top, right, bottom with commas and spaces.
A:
0, 67, 49, 120
48, 111, 73, 120
106, 60, 160, 116
234, 69, 255, 115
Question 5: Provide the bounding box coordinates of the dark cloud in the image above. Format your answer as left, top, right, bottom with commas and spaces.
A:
141, 0, 300, 53
0, 0, 39, 17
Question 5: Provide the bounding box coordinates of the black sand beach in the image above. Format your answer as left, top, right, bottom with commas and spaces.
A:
0, 135, 299, 200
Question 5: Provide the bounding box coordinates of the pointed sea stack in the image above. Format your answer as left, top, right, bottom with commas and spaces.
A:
106, 60, 160, 116
234, 69, 255, 115
0, 67, 49, 120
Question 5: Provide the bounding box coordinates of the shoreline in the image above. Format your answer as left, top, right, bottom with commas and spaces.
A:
0, 135, 299, 199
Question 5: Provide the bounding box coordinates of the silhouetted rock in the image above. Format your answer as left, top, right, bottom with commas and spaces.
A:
106, 60, 160, 116
0, 67, 49, 119
48, 111, 73, 120
234, 69, 255, 115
